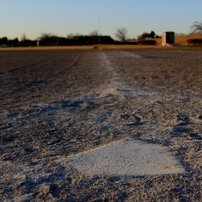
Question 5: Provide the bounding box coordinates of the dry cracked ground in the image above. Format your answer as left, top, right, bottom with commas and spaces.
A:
0, 48, 202, 201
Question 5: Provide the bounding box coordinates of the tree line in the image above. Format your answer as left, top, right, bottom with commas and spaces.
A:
0, 30, 158, 47
0, 32, 115, 47
1, 21, 201, 47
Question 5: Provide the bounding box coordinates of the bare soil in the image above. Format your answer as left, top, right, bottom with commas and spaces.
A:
0, 48, 202, 201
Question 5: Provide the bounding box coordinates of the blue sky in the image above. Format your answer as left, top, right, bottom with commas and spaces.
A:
1, 0, 202, 40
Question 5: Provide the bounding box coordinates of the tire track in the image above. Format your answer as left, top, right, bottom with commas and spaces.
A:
53, 53, 81, 76
22, 53, 81, 88
7, 63, 37, 73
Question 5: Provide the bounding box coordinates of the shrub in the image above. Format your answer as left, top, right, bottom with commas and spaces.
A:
187, 39, 202, 47
138, 40, 157, 45
114, 41, 138, 45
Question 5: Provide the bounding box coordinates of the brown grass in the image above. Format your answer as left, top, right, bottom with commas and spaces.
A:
128, 33, 202, 46
0, 45, 95, 51
175, 33, 202, 45
152, 33, 202, 45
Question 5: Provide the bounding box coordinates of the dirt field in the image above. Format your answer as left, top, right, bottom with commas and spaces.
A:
0, 48, 202, 201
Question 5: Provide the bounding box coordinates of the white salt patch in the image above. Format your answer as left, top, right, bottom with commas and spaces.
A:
37, 104, 49, 108
62, 139, 185, 176
101, 52, 123, 88
123, 51, 143, 58
13, 194, 33, 202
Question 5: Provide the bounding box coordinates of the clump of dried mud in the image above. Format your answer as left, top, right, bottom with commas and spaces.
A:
0, 48, 201, 201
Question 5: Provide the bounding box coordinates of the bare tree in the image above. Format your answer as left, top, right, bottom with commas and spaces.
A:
21, 33, 27, 42
175, 33, 185, 36
39, 33, 53, 41
38, 33, 58, 45
67, 33, 74, 40
115, 28, 128, 41
89, 30, 99, 44
89, 30, 98, 37
138, 32, 150, 40
191, 21, 202, 33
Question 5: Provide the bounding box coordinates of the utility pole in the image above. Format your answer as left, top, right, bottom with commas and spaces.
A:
57, 33, 59, 46
98, 19, 100, 44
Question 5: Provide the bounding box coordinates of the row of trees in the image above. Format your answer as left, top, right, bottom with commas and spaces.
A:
1, 21, 201, 47
0, 37, 19, 47
114, 28, 159, 41
0, 35, 36, 47
0, 32, 115, 47
39, 33, 114, 46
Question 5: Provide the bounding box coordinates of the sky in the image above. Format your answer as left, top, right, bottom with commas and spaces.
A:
1, 0, 202, 40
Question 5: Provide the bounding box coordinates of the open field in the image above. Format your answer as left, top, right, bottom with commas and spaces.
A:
0, 45, 167, 51
0, 48, 202, 201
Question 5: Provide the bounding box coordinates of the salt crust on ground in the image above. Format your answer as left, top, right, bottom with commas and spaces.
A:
62, 138, 185, 176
